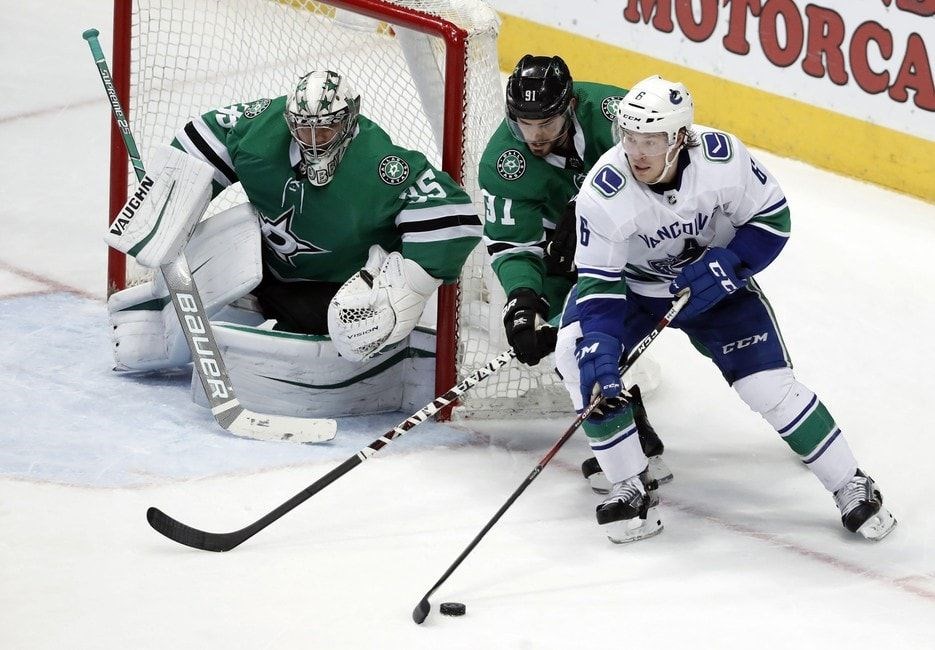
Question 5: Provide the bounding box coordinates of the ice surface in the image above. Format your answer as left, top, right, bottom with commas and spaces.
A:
1, 2, 934, 648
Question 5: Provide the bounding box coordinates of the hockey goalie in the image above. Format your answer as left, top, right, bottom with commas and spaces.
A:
107, 70, 482, 418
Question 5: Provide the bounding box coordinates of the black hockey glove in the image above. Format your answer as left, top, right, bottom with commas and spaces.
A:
502, 288, 557, 366
544, 199, 578, 277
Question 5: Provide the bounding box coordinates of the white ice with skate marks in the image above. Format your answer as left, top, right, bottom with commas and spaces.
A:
3, 1, 935, 648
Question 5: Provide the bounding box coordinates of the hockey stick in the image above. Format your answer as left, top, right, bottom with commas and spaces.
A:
412, 291, 689, 624
83, 28, 336, 443
146, 348, 517, 551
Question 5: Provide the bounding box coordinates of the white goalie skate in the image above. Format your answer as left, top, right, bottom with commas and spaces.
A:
595, 469, 663, 544
833, 469, 896, 541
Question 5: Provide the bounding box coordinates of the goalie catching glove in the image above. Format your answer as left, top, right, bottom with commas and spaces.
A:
328, 245, 441, 362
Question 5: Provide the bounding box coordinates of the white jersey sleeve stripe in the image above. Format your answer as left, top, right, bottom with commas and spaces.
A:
577, 292, 627, 304
174, 118, 237, 187
747, 221, 790, 238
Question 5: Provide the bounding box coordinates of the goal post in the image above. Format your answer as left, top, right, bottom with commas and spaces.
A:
106, 0, 574, 418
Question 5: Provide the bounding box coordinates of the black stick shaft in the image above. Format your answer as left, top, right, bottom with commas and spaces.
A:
147, 349, 517, 551
412, 293, 688, 624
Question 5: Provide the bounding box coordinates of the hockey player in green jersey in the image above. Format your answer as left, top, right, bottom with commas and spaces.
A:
479, 54, 670, 486
107, 70, 482, 419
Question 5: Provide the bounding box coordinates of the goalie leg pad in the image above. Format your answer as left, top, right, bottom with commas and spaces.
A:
108, 203, 263, 371
104, 145, 215, 268
191, 322, 436, 417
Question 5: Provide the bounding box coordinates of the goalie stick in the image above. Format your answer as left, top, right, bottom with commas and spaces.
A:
83, 28, 336, 443
146, 348, 517, 551
412, 291, 689, 624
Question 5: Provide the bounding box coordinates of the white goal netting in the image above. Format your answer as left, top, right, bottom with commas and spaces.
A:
118, 0, 571, 417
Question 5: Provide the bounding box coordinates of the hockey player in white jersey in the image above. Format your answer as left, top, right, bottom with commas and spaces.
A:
554, 75, 896, 543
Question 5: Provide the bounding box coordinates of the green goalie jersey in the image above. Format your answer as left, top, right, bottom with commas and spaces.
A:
171, 96, 481, 284
478, 81, 627, 311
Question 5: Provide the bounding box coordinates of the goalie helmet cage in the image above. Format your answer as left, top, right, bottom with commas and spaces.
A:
106, 0, 572, 419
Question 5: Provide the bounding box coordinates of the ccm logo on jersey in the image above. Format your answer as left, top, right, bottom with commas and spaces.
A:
722, 333, 768, 354
108, 175, 155, 236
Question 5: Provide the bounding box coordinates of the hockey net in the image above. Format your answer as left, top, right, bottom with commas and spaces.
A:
107, 0, 572, 417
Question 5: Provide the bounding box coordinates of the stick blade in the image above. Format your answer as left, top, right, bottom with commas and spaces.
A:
228, 411, 337, 443
412, 598, 431, 624
146, 506, 242, 552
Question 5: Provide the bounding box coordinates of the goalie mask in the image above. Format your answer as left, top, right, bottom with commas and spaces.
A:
285, 70, 361, 187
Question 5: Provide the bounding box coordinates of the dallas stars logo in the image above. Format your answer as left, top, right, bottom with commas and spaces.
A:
244, 98, 271, 118
601, 96, 624, 121
260, 206, 329, 266
647, 238, 704, 278
496, 149, 526, 181
379, 155, 410, 185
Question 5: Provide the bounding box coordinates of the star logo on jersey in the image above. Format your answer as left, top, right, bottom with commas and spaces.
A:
244, 98, 271, 118
260, 206, 329, 266
574, 172, 587, 189
496, 149, 526, 181
379, 155, 410, 185
647, 238, 704, 277
601, 96, 624, 121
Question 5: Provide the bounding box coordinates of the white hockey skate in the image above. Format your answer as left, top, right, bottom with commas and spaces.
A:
833, 470, 896, 541
595, 470, 663, 544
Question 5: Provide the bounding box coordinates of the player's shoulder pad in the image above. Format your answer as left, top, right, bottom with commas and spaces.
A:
357, 115, 430, 187
208, 96, 279, 131
580, 147, 631, 201
574, 81, 629, 122
696, 128, 739, 163
479, 123, 528, 180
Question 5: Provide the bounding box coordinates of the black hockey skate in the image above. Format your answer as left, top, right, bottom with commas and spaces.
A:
596, 469, 662, 543
582, 385, 672, 494
833, 469, 896, 541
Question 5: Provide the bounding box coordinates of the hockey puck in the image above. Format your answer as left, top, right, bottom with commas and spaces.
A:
439, 602, 466, 616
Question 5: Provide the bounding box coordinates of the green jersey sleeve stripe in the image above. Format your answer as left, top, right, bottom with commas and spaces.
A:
749, 206, 791, 234
577, 275, 627, 298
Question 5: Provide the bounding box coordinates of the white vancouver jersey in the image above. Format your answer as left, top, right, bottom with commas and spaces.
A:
574, 125, 789, 299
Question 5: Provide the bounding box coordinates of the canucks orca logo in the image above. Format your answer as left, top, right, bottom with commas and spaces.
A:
496, 149, 526, 180
379, 155, 410, 185
261, 206, 329, 266
647, 238, 703, 277
669, 89, 683, 105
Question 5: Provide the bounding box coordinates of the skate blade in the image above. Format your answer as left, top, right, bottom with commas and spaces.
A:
856, 506, 897, 541
605, 506, 664, 544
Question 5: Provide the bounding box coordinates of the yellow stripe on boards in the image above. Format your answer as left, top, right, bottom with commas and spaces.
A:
498, 13, 933, 203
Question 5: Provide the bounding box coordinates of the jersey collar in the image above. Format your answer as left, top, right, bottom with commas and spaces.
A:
647, 148, 692, 195
543, 112, 586, 170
